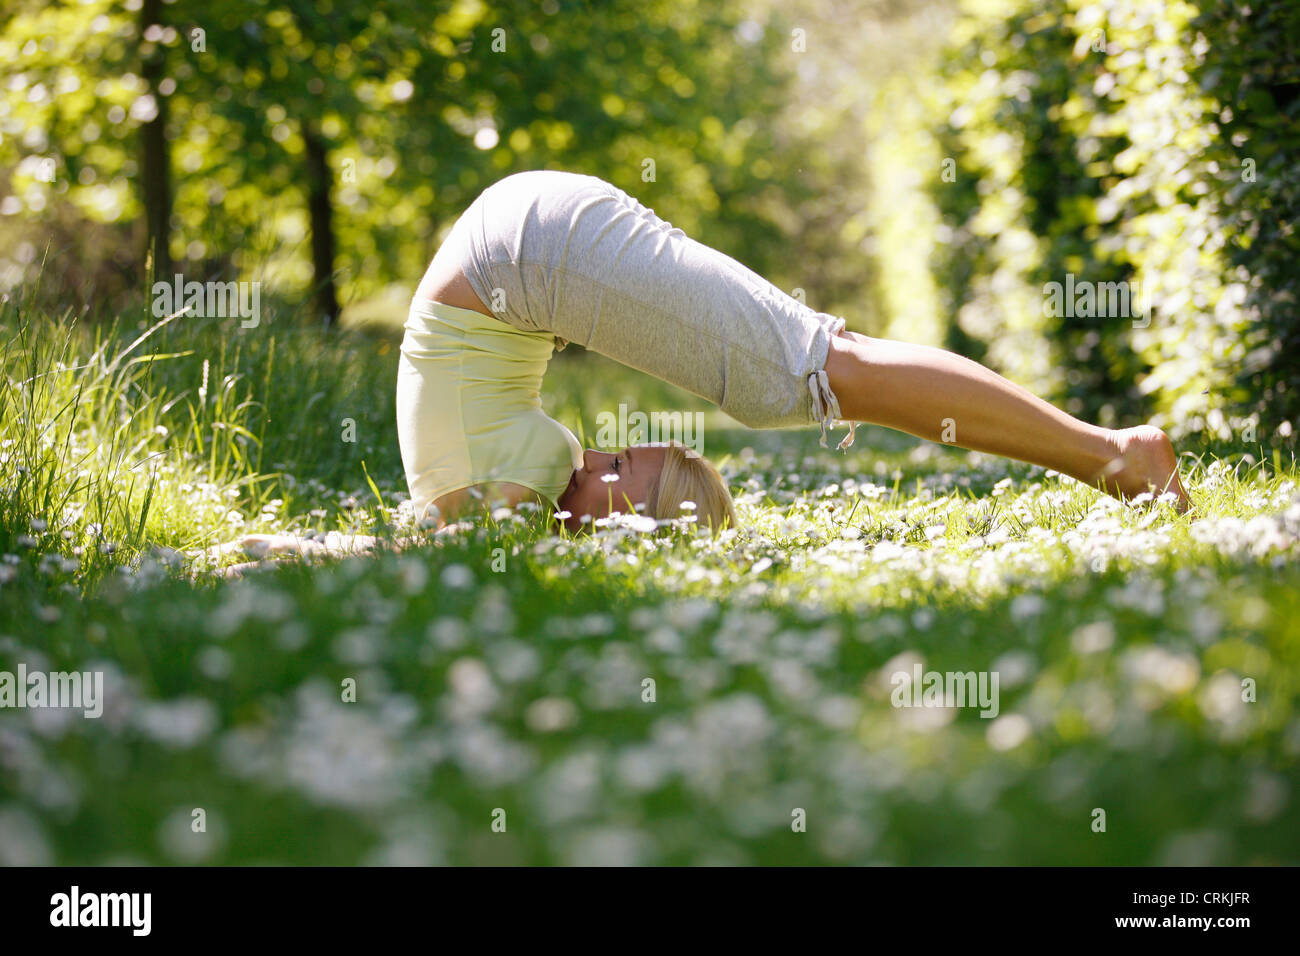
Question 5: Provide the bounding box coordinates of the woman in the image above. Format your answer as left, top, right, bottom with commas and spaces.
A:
228, 169, 1188, 570
401, 169, 1187, 522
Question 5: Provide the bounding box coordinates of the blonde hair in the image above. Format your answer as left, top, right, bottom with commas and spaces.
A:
643, 442, 738, 534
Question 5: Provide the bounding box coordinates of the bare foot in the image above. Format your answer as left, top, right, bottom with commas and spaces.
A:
1095, 425, 1191, 513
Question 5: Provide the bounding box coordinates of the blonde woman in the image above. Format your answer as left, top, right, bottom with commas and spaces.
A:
402, 169, 1186, 524
226, 169, 1188, 571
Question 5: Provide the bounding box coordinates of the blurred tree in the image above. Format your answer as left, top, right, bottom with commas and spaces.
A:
2, 0, 816, 330
140, 0, 172, 278
0, 0, 148, 306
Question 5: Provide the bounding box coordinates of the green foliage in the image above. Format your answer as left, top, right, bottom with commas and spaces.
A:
918, 0, 1299, 440
1, 0, 806, 317
0, 290, 405, 594
2, 0, 1295, 432
1190, 1, 1300, 433
2, 302, 1299, 864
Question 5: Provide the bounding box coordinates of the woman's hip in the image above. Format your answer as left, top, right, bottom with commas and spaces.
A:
464, 177, 846, 428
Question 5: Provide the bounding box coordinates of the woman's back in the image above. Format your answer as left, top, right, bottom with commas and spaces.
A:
396, 298, 581, 524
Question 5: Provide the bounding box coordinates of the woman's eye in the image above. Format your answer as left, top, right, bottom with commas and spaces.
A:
612, 456, 622, 473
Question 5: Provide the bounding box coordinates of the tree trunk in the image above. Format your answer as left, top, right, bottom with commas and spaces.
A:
303, 122, 339, 328
139, 0, 171, 281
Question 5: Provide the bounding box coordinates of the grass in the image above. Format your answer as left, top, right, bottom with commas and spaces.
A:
1, 287, 1298, 865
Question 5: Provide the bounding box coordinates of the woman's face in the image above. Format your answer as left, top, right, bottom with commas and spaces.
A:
556, 445, 667, 532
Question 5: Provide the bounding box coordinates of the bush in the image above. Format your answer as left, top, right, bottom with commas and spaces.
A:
912, 0, 1298, 443
1191, 1, 1300, 436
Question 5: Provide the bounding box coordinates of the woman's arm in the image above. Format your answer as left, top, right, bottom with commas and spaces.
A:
199, 525, 478, 580
193, 483, 544, 579
239, 531, 379, 556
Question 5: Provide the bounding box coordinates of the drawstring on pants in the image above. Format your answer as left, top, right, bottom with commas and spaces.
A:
808, 369, 856, 451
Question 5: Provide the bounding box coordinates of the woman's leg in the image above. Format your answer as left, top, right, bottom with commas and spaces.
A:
823, 331, 1190, 510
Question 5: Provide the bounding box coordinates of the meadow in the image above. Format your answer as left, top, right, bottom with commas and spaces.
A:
1, 291, 1297, 865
